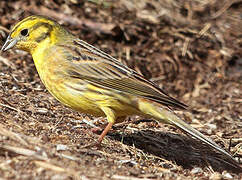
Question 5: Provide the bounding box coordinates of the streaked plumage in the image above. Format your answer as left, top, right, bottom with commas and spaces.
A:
1, 15, 239, 167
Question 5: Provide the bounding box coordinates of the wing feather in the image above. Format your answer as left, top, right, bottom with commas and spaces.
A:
60, 39, 187, 109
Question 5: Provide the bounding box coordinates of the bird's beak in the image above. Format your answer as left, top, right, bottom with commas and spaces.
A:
1, 35, 18, 52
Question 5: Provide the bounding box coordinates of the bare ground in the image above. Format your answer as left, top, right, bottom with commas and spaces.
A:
0, 0, 241, 179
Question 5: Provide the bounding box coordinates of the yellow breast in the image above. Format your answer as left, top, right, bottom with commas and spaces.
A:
31, 43, 140, 120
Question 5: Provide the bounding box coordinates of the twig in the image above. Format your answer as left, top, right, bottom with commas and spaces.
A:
0, 26, 9, 33
212, 0, 237, 19
34, 160, 80, 178
112, 175, 152, 180
182, 37, 190, 57
23, 5, 115, 34
0, 124, 28, 146
198, 23, 211, 38
0, 102, 19, 112
0, 145, 48, 160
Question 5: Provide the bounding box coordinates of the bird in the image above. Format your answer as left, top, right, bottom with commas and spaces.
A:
1, 15, 238, 166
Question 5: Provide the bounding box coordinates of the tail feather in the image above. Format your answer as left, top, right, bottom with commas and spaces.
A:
159, 109, 233, 158
138, 100, 238, 164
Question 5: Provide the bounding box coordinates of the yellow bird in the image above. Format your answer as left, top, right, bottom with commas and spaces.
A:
1, 15, 237, 163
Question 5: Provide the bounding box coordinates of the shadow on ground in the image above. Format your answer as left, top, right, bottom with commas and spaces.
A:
108, 128, 242, 173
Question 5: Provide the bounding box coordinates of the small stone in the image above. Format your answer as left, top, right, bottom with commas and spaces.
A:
222, 172, 233, 179
191, 167, 203, 174
36, 108, 48, 114
51, 174, 69, 180
56, 144, 68, 151
206, 123, 217, 130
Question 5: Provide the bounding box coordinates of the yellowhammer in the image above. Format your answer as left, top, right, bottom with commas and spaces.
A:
1, 15, 237, 164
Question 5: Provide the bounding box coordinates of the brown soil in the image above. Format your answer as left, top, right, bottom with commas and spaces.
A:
0, 0, 241, 179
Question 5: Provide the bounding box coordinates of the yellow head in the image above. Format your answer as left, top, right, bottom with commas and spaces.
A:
1, 15, 71, 53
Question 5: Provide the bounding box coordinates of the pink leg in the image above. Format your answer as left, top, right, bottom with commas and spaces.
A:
98, 122, 114, 143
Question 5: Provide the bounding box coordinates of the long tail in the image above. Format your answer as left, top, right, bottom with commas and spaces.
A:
137, 100, 238, 164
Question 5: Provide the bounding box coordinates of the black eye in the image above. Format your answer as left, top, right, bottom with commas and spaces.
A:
20, 29, 29, 36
